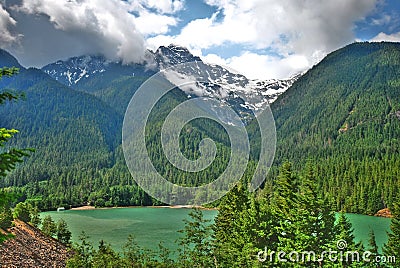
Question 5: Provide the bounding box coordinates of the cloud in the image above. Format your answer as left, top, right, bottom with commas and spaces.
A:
127, 0, 182, 36
203, 52, 309, 79
1, 0, 181, 67
371, 14, 392, 26
14, 0, 146, 65
202, 53, 226, 66
133, 11, 178, 36
148, 8, 258, 51
0, 0, 388, 80
371, 31, 400, 42
131, 0, 185, 14
0, 3, 18, 46
152, 0, 378, 78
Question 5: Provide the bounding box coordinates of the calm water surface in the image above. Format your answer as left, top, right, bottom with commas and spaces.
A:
41, 208, 390, 253
42, 207, 217, 252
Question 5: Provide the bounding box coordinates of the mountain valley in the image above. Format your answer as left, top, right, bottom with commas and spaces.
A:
0, 42, 399, 215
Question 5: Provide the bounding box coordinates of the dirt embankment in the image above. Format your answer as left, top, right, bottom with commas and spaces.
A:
0, 219, 73, 268
375, 208, 392, 218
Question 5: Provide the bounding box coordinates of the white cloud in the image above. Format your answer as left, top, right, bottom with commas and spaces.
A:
371, 14, 392, 26
153, 0, 378, 78
131, 0, 185, 14
3, 0, 183, 66
0, 0, 384, 78
202, 53, 227, 66
146, 34, 175, 51
0, 4, 18, 46
371, 31, 400, 42
127, 0, 182, 36
133, 11, 178, 36
152, 8, 258, 52
16, 0, 147, 64
203, 0, 377, 54
203, 51, 309, 79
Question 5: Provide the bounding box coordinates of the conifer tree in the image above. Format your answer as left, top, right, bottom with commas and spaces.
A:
13, 202, 32, 222
178, 208, 214, 267
0, 67, 30, 179
67, 231, 94, 268
0, 204, 13, 230
30, 206, 41, 227
41, 215, 57, 237
271, 161, 300, 266
92, 240, 123, 267
212, 182, 250, 267
157, 242, 174, 267
273, 162, 299, 218
365, 230, 380, 268
122, 234, 157, 266
384, 199, 400, 261
333, 213, 363, 267
56, 219, 72, 244
296, 162, 337, 266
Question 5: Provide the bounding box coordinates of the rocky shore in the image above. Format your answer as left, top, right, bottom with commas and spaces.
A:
374, 208, 392, 218
0, 220, 73, 268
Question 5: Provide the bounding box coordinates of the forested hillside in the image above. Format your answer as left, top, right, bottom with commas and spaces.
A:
0, 51, 144, 208
0, 50, 232, 209
268, 42, 400, 214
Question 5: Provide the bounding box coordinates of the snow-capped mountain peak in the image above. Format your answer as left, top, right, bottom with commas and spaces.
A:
43, 55, 109, 86
155, 44, 202, 67
154, 45, 301, 122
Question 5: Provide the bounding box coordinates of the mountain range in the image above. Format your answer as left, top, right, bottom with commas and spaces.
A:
0, 42, 399, 214
42, 44, 299, 120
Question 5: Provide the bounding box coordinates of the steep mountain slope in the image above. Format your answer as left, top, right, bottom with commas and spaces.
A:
0, 51, 135, 207
41, 54, 156, 92
268, 42, 400, 214
0, 50, 23, 69
156, 44, 299, 106
42, 55, 157, 115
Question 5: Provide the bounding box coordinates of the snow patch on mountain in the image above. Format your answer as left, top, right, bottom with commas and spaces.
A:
43, 55, 111, 86
154, 44, 301, 121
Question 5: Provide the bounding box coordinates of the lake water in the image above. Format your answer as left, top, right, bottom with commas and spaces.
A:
41, 207, 217, 253
41, 208, 391, 253
344, 213, 391, 250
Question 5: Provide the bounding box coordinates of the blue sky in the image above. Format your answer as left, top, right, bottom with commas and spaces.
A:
1, 0, 399, 79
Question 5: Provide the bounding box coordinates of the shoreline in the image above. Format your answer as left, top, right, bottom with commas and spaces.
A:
69, 205, 218, 211
68, 206, 391, 217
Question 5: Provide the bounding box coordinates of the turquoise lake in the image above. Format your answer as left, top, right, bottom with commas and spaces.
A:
41, 208, 391, 253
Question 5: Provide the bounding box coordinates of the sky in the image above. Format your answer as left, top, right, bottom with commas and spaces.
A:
0, 0, 399, 80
